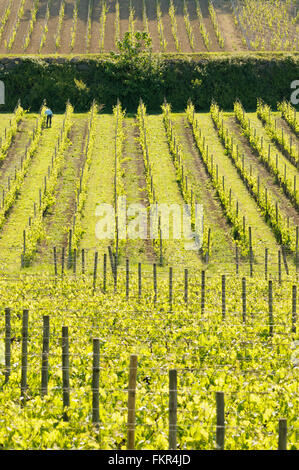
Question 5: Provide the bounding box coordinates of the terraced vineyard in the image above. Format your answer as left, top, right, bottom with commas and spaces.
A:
1, 0, 294, 54
0, 99, 298, 276
0, 97, 298, 450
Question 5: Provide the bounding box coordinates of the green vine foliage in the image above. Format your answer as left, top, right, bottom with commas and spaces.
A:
211, 101, 295, 252
234, 100, 299, 212
162, 101, 208, 257
0, 102, 25, 161
257, 99, 298, 166
23, 102, 74, 265
186, 101, 250, 256
0, 104, 47, 232
278, 100, 299, 136
72, 101, 98, 249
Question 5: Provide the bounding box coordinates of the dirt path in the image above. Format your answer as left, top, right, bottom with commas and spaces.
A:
0, 0, 23, 52
173, 0, 193, 53
246, 113, 299, 211
59, 0, 76, 54
132, 0, 144, 33
119, 0, 130, 38
276, 115, 299, 143
185, 0, 206, 52
34, 115, 88, 266
267, 115, 299, 168
214, 0, 246, 51
0, 116, 36, 190
41, 0, 60, 54
179, 116, 235, 262
10, 0, 34, 53
280, 115, 299, 139
195, 113, 284, 266
89, 0, 102, 53
225, 115, 299, 227
0, 117, 64, 273
121, 118, 157, 264
72, 0, 89, 54
159, 0, 176, 52
102, 0, 116, 52
199, 0, 221, 52
0, 0, 8, 19
145, 114, 204, 269
145, 0, 161, 52
24, 0, 49, 54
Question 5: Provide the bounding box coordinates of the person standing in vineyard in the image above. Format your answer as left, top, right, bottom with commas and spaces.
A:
45, 107, 53, 128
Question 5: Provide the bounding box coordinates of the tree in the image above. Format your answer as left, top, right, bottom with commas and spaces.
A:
110, 31, 152, 66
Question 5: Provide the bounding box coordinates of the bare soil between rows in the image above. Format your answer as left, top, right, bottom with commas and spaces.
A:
182, 116, 236, 254
121, 118, 157, 263
226, 116, 299, 227
35, 116, 89, 261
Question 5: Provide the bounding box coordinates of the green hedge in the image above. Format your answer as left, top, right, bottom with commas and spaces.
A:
0, 53, 298, 113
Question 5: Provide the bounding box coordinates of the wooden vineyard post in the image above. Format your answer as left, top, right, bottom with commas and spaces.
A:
169, 369, 177, 450
235, 244, 239, 275
242, 278, 246, 324
67, 229, 72, 269
114, 251, 118, 293
205, 228, 211, 263
62, 326, 70, 422
184, 268, 188, 305
4, 308, 11, 384
296, 227, 298, 273
22, 230, 26, 267
53, 247, 57, 276
108, 245, 116, 290
92, 251, 98, 296
73, 249, 77, 275
265, 248, 268, 280
61, 247, 65, 276
21, 309, 29, 404
108, 245, 114, 273
126, 258, 130, 300
159, 216, 163, 266
278, 419, 287, 450
222, 275, 226, 320
169, 267, 173, 310
249, 227, 253, 277
103, 253, 107, 293
282, 246, 289, 275
41, 315, 50, 397
292, 285, 297, 334
268, 280, 273, 337
201, 270, 205, 316
138, 262, 142, 299
216, 391, 225, 450
127, 354, 138, 450
278, 250, 282, 284
81, 248, 85, 275
92, 338, 100, 426
153, 263, 157, 304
